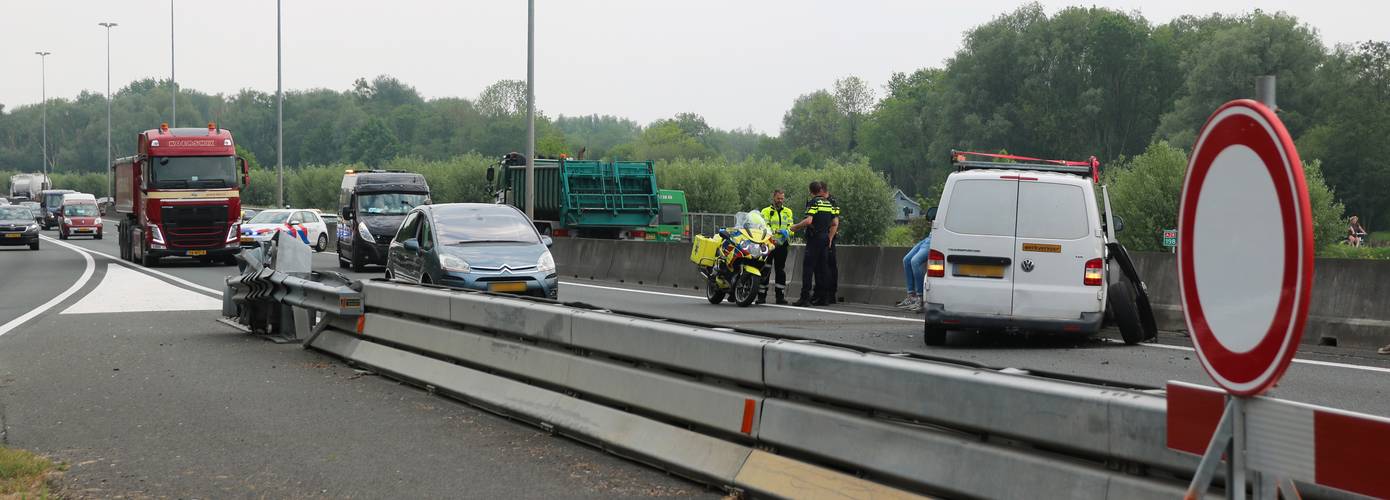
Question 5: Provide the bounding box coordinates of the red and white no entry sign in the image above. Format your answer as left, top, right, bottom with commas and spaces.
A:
1177, 99, 1314, 397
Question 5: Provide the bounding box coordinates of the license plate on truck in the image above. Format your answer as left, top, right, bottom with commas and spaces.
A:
488, 282, 528, 293
187, 250, 208, 256
954, 263, 1005, 278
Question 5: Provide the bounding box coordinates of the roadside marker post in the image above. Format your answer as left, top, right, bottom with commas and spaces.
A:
1173, 99, 1314, 499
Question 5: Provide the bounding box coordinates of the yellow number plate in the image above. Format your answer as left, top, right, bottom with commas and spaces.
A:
954, 263, 1006, 278
187, 250, 208, 256
4, 233, 20, 238
1022, 243, 1062, 253
488, 282, 528, 293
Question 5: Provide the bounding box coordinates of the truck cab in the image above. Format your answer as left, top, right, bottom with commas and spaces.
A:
113, 123, 249, 267
335, 170, 431, 271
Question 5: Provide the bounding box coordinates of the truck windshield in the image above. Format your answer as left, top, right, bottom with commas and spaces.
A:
150, 156, 236, 189
358, 193, 428, 216
63, 205, 98, 216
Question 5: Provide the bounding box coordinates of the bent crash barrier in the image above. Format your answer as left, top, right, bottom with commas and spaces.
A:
222, 267, 1379, 498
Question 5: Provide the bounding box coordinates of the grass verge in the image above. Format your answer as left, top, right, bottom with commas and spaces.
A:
0, 446, 59, 498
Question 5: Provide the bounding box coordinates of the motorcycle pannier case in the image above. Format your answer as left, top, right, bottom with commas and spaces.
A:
691, 235, 721, 267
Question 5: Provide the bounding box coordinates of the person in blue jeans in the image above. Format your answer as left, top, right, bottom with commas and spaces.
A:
897, 234, 932, 313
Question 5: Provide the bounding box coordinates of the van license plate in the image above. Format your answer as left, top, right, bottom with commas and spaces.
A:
187, 250, 208, 256
488, 282, 528, 293
1022, 243, 1061, 253
954, 263, 1005, 278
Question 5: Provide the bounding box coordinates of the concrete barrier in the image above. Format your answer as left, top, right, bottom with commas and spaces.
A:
552, 238, 1390, 348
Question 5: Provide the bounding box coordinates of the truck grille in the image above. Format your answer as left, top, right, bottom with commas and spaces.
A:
160, 204, 229, 249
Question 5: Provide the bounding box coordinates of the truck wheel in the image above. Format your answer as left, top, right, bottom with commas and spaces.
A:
1109, 282, 1144, 345
704, 276, 725, 304
923, 323, 946, 346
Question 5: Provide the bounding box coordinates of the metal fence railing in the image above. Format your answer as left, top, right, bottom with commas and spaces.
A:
687, 212, 737, 237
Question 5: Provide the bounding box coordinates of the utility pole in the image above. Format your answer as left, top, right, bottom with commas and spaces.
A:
524, 0, 536, 219
100, 22, 118, 198
276, 0, 284, 207
170, 0, 177, 127
35, 51, 51, 177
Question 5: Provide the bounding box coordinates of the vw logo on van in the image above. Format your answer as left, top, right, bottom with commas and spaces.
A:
1020, 260, 1035, 272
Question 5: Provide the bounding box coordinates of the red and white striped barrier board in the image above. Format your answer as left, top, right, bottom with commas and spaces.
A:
1168, 381, 1390, 498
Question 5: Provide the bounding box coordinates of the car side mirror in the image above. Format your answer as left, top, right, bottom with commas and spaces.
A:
541, 235, 553, 248
925, 206, 938, 220
1112, 215, 1125, 233
340, 207, 352, 220
402, 239, 419, 252
486, 166, 495, 183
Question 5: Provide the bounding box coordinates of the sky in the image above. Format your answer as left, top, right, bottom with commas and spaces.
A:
0, 1, 1385, 135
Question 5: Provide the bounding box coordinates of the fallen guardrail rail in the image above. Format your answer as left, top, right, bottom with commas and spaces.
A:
227, 269, 1365, 498
222, 232, 362, 342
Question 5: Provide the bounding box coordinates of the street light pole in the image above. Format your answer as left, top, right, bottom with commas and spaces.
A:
170, 0, 177, 127
99, 22, 118, 198
35, 51, 51, 177
276, 0, 284, 208
524, 0, 535, 219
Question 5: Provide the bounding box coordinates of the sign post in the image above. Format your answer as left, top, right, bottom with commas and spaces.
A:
1175, 98, 1314, 499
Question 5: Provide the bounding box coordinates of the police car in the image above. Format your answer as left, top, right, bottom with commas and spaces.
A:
922, 151, 1155, 346
240, 208, 330, 251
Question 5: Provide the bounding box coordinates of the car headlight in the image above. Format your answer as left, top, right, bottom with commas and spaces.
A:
537, 251, 556, 273
26, 224, 39, 232
440, 254, 470, 273
63, 217, 73, 225
357, 221, 372, 239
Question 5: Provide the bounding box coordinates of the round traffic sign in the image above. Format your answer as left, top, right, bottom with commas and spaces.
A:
1177, 99, 1313, 396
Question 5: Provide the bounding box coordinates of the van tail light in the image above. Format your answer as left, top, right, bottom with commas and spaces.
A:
1084, 258, 1103, 286
927, 249, 945, 278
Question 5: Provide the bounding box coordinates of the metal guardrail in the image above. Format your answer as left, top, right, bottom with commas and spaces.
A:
688, 211, 737, 237
223, 233, 362, 341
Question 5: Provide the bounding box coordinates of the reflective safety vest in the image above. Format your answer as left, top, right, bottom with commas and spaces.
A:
761, 205, 795, 233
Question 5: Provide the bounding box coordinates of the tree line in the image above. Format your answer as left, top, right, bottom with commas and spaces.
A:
2, 4, 1388, 251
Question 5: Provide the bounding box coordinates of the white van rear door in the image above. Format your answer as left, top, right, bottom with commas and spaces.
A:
1011, 179, 1102, 320
930, 178, 1018, 316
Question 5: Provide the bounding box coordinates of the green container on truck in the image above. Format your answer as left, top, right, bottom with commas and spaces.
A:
488, 153, 666, 239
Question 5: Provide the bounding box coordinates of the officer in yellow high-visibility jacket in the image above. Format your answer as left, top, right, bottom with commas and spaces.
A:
759, 189, 795, 304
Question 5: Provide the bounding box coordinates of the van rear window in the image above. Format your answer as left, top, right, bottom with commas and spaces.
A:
1016, 182, 1089, 240
943, 179, 1018, 237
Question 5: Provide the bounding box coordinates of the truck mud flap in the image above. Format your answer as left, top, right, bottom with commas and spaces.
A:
1106, 242, 1157, 341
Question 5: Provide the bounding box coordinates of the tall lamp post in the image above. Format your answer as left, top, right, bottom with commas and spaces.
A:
169, 0, 177, 127
276, 0, 284, 207
524, 0, 535, 219
35, 51, 51, 177
99, 22, 118, 198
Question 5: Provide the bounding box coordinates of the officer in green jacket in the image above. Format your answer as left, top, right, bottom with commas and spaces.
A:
759, 189, 795, 304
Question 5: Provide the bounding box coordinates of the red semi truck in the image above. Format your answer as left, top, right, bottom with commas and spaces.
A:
112, 123, 249, 266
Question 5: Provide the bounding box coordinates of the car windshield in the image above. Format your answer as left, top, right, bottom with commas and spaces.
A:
434, 208, 539, 245
358, 193, 428, 216
45, 193, 70, 206
248, 211, 291, 224
0, 206, 32, 219
150, 156, 236, 189
64, 205, 98, 216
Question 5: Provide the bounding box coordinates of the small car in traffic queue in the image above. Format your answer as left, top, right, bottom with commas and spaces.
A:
240, 209, 330, 251
58, 193, 102, 240
922, 151, 1155, 346
385, 203, 558, 299
0, 205, 41, 250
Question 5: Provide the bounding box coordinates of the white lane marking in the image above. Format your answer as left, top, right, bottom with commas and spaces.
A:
62, 264, 221, 314
573, 280, 1390, 374
45, 237, 222, 297
563, 281, 920, 323
0, 238, 96, 337
1136, 340, 1390, 375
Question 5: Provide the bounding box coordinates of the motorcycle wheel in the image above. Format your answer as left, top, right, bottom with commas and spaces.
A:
705, 275, 726, 305
733, 272, 759, 307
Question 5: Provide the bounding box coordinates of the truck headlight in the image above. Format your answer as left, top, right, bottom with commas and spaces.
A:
440, 254, 470, 273
537, 251, 555, 273
148, 224, 166, 245
357, 221, 371, 239
225, 224, 240, 243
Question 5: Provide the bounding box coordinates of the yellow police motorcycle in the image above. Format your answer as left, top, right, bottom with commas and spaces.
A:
691, 211, 783, 307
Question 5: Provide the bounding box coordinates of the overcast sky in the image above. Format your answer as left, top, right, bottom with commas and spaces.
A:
1, 1, 1384, 134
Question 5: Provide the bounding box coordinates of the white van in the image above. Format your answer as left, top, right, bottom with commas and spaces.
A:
922, 151, 1151, 345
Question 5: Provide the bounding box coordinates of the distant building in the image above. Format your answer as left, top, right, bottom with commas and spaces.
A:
892, 189, 922, 223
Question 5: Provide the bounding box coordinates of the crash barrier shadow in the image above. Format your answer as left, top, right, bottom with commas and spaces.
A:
224, 274, 1375, 499
551, 239, 1390, 349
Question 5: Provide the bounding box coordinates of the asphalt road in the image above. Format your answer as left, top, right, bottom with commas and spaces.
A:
0, 223, 716, 499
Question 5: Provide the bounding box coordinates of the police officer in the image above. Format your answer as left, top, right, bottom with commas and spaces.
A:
790, 181, 839, 307
759, 189, 795, 304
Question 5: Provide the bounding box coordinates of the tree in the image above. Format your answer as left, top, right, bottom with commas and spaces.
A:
477, 80, 528, 117
1298, 41, 1390, 228
780, 90, 849, 160
832, 76, 875, 152
344, 117, 399, 167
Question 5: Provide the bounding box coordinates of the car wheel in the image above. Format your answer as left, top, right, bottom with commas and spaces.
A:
59, 231, 67, 240
315, 234, 328, 252
337, 251, 349, 269
704, 276, 725, 304
350, 251, 365, 272
95, 232, 102, 240
923, 323, 946, 346
29, 240, 39, 251
1109, 281, 1144, 345
733, 273, 759, 307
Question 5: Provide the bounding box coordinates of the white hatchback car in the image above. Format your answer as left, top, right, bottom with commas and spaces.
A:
922, 151, 1152, 346
240, 208, 331, 251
